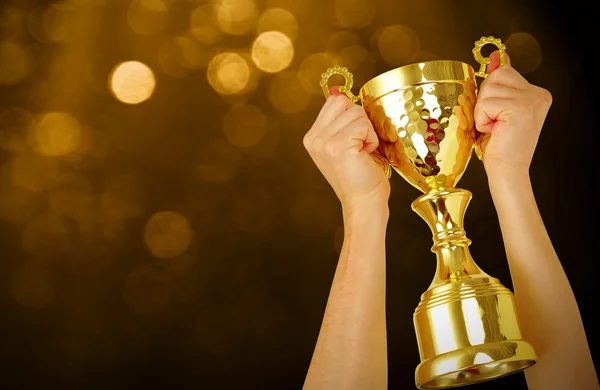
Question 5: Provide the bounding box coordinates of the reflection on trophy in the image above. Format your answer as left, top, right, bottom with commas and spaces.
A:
319, 37, 537, 389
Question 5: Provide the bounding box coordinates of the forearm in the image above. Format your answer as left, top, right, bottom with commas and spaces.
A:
303, 203, 389, 390
489, 171, 598, 389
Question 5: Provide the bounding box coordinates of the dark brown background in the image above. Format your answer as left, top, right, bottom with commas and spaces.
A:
0, 0, 597, 389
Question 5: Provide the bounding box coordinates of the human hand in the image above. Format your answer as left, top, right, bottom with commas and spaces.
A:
303, 87, 390, 212
475, 51, 553, 180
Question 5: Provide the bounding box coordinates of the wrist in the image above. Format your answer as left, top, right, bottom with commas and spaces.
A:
487, 169, 533, 206
342, 199, 390, 225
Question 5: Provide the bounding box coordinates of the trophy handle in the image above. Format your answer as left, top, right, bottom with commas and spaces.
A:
472, 36, 506, 160
320, 66, 360, 103
319, 67, 392, 178
472, 36, 507, 79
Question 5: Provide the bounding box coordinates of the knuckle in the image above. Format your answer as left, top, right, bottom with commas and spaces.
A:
536, 87, 553, 105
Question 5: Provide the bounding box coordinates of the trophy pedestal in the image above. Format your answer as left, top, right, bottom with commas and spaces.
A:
411, 188, 537, 388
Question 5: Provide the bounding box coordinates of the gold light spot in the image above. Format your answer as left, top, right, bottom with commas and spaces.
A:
0, 42, 31, 85
144, 211, 193, 259
207, 52, 251, 95
11, 152, 62, 192
256, 8, 298, 41
190, 4, 223, 44
195, 137, 243, 183
109, 61, 156, 104
334, 0, 375, 29
11, 263, 55, 309
127, 0, 168, 36
268, 71, 312, 114
122, 265, 173, 315
298, 52, 339, 95
223, 104, 267, 148
376, 25, 420, 66
41, 3, 76, 43
27, 111, 82, 157
505, 32, 543, 74
22, 211, 71, 257
214, 0, 258, 36
251, 31, 294, 73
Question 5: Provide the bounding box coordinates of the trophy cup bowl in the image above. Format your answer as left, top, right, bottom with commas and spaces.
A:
320, 37, 537, 388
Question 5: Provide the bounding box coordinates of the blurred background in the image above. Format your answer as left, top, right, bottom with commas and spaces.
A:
0, 0, 596, 388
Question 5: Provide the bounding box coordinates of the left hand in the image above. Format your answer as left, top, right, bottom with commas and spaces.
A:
475, 51, 553, 179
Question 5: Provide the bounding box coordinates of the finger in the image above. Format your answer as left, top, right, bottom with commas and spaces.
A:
482, 64, 529, 90
330, 86, 344, 96
329, 116, 378, 153
486, 51, 511, 74
324, 105, 368, 137
314, 94, 354, 129
474, 97, 512, 133
477, 82, 522, 101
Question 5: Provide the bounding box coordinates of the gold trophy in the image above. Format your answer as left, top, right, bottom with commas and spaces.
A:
319, 37, 537, 388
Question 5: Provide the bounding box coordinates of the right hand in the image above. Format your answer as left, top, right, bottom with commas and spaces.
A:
303, 87, 390, 211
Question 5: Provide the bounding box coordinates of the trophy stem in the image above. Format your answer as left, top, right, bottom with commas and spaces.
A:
411, 187, 489, 288
409, 186, 537, 389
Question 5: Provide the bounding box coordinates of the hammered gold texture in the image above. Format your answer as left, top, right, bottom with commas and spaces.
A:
318, 37, 537, 389
360, 62, 478, 193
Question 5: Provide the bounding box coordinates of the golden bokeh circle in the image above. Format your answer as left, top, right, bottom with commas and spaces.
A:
109, 61, 156, 104
207, 52, 251, 95
144, 211, 194, 259
28, 111, 82, 157
376, 25, 420, 66
127, 0, 168, 36
251, 31, 294, 73
268, 71, 312, 114
256, 8, 298, 41
505, 32, 543, 74
223, 104, 268, 148
190, 4, 223, 44
334, 0, 375, 29
214, 0, 258, 36
0, 41, 31, 85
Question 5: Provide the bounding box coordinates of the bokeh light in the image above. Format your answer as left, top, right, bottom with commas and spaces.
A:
214, 0, 258, 36
189, 4, 223, 44
144, 211, 194, 259
268, 71, 312, 114
109, 61, 156, 104
207, 52, 252, 95
0, 41, 31, 85
256, 8, 298, 41
505, 32, 543, 74
298, 52, 339, 95
10, 262, 56, 309
11, 152, 63, 192
127, 0, 169, 36
376, 25, 420, 65
334, 0, 376, 29
27, 111, 82, 157
223, 104, 268, 148
41, 2, 76, 43
251, 31, 294, 73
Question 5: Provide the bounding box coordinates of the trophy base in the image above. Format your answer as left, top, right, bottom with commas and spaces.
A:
413, 277, 537, 389
415, 339, 536, 389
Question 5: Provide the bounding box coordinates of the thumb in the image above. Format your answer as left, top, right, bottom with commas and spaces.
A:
486, 50, 511, 74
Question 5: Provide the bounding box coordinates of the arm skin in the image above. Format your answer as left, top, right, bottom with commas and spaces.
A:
303, 201, 389, 390
489, 171, 599, 390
